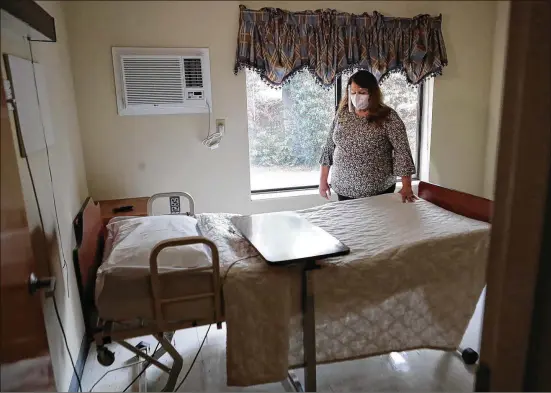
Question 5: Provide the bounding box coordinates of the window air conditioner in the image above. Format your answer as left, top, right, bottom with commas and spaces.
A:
112, 47, 212, 115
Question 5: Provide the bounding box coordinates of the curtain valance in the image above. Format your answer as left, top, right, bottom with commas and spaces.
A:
234, 5, 448, 87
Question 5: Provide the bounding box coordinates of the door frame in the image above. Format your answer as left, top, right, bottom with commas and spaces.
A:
477, 1, 550, 391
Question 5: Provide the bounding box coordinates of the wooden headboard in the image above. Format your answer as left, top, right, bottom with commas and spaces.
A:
418, 181, 493, 223
72, 197, 104, 338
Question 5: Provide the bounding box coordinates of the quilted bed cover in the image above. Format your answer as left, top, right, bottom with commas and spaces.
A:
196, 193, 490, 386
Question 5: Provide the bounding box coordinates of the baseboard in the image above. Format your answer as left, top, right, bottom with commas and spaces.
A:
68, 335, 90, 392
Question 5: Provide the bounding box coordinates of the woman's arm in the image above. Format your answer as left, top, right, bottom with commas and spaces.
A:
401, 176, 412, 190
400, 176, 416, 202
318, 117, 338, 199
319, 165, 331, 199
387, 111, 416, 202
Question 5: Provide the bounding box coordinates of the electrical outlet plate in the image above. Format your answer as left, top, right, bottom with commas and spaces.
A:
215, 119, 225, 135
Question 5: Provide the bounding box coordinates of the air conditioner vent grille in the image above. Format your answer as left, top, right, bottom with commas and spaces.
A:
183, 58, 203, 88
122, 57, 184, 105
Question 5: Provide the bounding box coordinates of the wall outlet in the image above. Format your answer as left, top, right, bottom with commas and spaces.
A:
215, 119, 225, 135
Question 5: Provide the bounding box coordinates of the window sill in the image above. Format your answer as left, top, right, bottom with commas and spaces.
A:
250, 180, 420, 201
251, 188, 320, 201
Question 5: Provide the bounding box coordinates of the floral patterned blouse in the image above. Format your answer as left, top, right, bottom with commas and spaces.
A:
319, 108, 416, 198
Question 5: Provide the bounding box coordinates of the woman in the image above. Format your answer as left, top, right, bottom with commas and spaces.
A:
319, 70, 417, 203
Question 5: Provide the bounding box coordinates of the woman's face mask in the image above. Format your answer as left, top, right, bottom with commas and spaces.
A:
351, 93, 369, 110
349, 83, 370, 110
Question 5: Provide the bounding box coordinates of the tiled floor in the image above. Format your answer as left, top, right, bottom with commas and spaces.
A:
82, 291, 485, 392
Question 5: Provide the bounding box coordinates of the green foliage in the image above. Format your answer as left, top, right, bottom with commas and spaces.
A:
246, 70, 334, 169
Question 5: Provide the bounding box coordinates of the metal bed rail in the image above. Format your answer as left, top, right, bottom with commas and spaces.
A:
92, 192, 222, 392
147, 192, 195, 216
148, 236, 222, 333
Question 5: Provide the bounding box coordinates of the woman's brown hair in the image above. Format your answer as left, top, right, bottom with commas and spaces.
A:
338, 70, 390, 121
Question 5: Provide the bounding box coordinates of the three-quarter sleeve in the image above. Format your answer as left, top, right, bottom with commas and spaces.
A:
386, 111, 416, 176
319, 116, 338, 166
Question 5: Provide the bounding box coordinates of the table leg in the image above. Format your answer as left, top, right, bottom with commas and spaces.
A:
287, 370, 304, 392
302, 266, 317, 392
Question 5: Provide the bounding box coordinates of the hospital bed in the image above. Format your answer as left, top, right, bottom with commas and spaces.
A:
72, 181, 492, 392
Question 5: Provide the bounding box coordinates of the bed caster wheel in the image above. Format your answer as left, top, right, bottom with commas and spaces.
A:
461, 348, 479, 365
97, 346, 115, 366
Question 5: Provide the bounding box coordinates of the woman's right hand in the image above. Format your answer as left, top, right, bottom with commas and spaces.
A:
319, 181, 331, 199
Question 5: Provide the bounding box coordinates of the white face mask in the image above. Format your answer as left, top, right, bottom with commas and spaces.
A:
351, 93, 369, 110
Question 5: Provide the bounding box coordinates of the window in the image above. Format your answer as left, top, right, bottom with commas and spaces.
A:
246, 69, 423, 193
246, 70, 335, 192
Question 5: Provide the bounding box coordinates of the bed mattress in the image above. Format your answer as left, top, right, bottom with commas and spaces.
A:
196, 193, 490, 386
96, 268, 214, 323
96, 215, 215, 322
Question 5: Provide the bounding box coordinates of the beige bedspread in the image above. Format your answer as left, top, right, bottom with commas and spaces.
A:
196, 193, 490, 386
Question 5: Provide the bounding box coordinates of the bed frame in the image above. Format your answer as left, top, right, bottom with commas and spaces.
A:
72, 182, 492, 392
73, 192, 222, 391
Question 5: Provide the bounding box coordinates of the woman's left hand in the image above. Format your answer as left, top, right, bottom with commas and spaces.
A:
399, 186, 417, 203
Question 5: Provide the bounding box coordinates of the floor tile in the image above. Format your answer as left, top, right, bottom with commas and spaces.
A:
82, 293, 484, 392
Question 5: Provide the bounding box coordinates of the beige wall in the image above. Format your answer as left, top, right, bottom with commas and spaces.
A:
1, 2, 89, 390
65, 1, 499, 213
484, 1, 510, 199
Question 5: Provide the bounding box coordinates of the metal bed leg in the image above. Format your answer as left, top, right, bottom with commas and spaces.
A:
155, 333, 183, 392
137, 361, 148, 392
134, 342, 150, 392
115, 332, 180, 392
135, 333, 175, 392
118, 340, 171, 373
146, 331, 174, 366
302, 263, 317, 392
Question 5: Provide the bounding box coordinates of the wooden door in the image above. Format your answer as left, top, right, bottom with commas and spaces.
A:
476, 0, 550, 391
0, 73, 55, 390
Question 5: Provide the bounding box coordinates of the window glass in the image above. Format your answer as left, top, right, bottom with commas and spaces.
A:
246, 70, 335, 191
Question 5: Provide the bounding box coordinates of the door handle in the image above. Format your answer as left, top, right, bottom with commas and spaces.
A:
28, 273, 56, 296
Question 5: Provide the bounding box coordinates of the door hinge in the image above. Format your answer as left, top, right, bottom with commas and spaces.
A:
2, 79, 15, 111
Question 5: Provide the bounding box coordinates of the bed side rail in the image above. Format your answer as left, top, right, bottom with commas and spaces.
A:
147, 192, 195, 216
148, 236, 221, 332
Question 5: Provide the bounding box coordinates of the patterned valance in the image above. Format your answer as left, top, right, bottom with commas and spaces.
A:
234, 5, 448, 87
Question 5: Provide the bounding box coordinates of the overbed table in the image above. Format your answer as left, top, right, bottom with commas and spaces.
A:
231, 212, 350, 392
